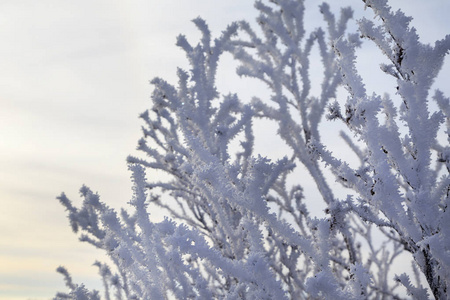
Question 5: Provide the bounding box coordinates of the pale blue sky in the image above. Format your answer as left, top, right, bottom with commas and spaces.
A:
0, 1, 448, 299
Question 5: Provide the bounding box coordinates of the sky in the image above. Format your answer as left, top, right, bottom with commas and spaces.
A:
0, 1, 448, 299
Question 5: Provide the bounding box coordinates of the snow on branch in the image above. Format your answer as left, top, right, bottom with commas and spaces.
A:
56, 0, 449, 299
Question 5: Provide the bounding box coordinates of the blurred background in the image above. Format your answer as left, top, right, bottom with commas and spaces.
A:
0, 1, 448, 299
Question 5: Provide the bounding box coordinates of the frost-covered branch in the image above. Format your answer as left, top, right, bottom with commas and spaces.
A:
56, 0, 449, 299
318, 0, 450, 298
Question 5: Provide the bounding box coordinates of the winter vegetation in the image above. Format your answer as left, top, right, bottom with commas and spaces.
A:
55, 0, 450, 299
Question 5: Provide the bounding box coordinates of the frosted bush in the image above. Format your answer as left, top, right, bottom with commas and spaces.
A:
56, 0, 450, 299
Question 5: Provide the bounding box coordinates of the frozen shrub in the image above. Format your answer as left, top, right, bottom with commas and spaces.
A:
56, 0, 449, 299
